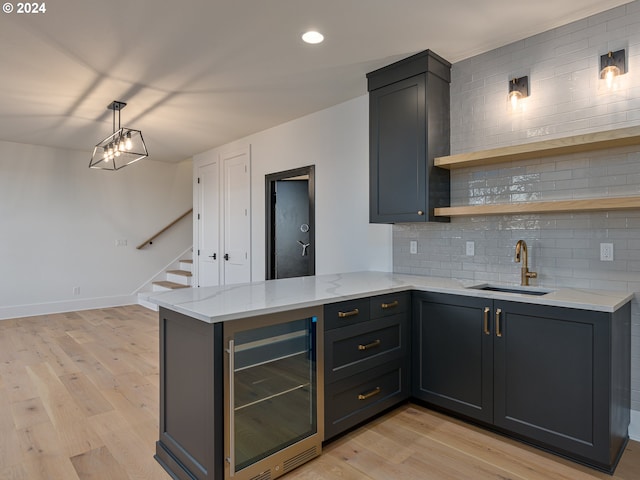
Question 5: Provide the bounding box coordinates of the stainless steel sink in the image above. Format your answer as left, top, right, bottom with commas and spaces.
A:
468, 284, 553, 296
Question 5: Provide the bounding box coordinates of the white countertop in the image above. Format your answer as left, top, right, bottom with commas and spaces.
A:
148, 271, 634, 323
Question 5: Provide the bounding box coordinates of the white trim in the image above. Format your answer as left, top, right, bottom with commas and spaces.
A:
137, 294, 159, 311
0, 295, 137, 321
630, 409, 640, 442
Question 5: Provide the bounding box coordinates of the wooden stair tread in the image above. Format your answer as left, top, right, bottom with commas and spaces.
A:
153, 281, 190, 289
167, 269, 192, 277
180, 259, 193, 264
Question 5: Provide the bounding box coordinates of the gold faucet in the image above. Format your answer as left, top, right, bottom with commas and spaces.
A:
515, 240, 538, 286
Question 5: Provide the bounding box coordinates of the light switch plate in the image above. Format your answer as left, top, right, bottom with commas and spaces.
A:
410, 241, 418, 254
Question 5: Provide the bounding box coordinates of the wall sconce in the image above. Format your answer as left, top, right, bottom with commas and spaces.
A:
508, 76, 529, 111
600, 49, 626, 89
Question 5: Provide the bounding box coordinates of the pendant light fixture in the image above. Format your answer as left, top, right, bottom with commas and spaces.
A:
89, 100, 148, 170
600, 49, 626, 90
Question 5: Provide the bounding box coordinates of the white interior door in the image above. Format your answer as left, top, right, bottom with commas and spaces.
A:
222, 147, 251, 285
197, 160, 220, 287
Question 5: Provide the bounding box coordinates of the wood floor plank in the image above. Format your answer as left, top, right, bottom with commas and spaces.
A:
394, 406, 606, 480
71, 445, 131, 480
0, 360, 39, 403
0, 388, 24, 470
59, 372, 114, 417
10, 396, 51, 430
21, 456, 82, 480
87, 409, 169, 480
26, 362, 103, 457
0, 463, 30, 480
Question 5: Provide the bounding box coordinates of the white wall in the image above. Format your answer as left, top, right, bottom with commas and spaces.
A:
193, 95, 393, 281
0, 140, 193, 319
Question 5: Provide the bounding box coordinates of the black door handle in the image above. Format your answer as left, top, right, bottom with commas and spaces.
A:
209, 253, 217, 260
224, 253, 229, 261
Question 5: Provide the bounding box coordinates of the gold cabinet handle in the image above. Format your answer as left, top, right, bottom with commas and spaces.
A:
381, 300, 399, 309
483, 307, 491, 335
358, 387, 381, 401
496, 308, 503, 337
338, 308, 359, 318
358, 339, 381, 351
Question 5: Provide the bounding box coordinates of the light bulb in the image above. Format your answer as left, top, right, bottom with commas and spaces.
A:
601, 66, 619, 89
508, 91, 522, 111
125, 132, 133, 150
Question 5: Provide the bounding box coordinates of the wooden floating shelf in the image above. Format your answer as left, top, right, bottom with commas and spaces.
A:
434, 196, 640, 217
435, 125, 640, 170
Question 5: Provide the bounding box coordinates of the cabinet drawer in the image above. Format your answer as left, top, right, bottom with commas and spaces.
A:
325, 315, 405, 383
324, 359, 408, 440
324, 298, 370, 331
370, 292, 409, 319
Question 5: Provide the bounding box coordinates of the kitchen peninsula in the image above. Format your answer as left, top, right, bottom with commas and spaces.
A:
151, 271, 632, 479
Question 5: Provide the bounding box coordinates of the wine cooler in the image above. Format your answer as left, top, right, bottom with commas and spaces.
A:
223, 306, 324, 480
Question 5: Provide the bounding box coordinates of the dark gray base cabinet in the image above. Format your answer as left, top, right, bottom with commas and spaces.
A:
412, 292, 631, 473
324, 293, 411, 440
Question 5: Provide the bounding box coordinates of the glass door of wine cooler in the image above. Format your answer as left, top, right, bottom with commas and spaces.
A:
224, 307, 323, 480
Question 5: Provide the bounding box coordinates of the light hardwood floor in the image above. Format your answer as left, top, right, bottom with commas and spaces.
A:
1, 305, 639, 479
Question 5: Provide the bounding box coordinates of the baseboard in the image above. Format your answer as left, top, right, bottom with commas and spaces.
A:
0, 295, 137, 321
137, 293, 159, 311
630, 409, 640, 442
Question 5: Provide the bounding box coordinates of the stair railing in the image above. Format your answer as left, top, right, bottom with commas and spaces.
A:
136, 208, 193, 249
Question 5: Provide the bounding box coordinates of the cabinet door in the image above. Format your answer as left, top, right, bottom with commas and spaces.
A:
369, 74, 426, 223
412, 293, 493, 423
493, 301, 610, 465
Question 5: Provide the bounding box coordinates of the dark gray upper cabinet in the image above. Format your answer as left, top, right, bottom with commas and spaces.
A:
367, 50, 451, 223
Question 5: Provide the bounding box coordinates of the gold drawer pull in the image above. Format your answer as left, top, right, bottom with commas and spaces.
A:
483, 307, 490, 335
358, 339, 381, 351
358, 387, 381, 401
338, 308, 360, 318
381, 300, 399, 309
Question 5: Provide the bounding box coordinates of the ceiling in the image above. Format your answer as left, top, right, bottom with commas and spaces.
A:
0, 0, 632, 163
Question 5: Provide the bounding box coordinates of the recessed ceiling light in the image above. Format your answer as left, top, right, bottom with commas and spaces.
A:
302, 30, 324, 44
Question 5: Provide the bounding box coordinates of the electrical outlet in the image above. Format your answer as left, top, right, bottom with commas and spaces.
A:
466, 241, 475, 256
115, 239, 128, 247
600, 243, 614, 261
409, 241, 418, 254
73, 286, 81, 295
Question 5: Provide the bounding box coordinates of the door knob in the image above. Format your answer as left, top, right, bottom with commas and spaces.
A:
417, 210, 424, 216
